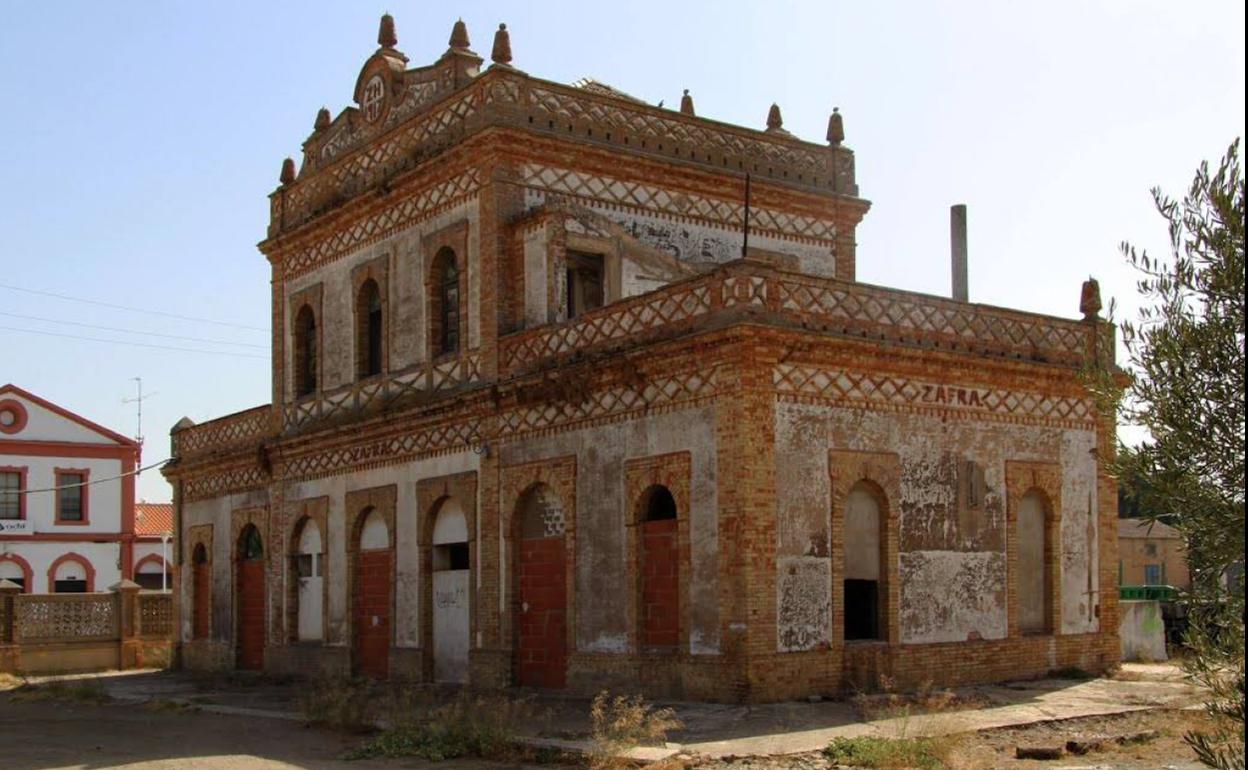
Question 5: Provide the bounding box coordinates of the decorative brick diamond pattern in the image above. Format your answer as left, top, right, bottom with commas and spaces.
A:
774, 278, 1087, 365
502, 282, 713, 370
528, 88, 826, 176
773, 364, 1095, 427
283, 89, 482, 228
282, 420, 480, 482
499, 371, 715, 438
174, 406, 273, 459
183, 465, 267, 503
283, 170, 482, 277
520, 164, 837, 243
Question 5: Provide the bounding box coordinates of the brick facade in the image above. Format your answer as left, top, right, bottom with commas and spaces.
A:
163, 16, 1119, 702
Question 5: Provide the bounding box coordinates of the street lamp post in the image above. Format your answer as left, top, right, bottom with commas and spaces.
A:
160, 531, 171, 592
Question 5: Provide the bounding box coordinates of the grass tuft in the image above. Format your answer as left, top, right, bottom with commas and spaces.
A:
824, 735, 952, 769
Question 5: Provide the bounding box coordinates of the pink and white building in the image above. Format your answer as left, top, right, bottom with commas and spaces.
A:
0, 384, 143, 593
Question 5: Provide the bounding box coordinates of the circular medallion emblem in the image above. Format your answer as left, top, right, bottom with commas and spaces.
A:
0, 399, 27, 434
361, 74, 387, 124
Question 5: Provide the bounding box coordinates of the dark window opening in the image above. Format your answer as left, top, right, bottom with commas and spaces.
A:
239, 526, 264, 561
844, 579, 880, 641
0, 471, 21, 519
135, 572, 169, 591
357, 281, 383, 378
55, 579, 88, 594
434, 542, 470, 571
643, 486, 677, 522
58, 473, 85, 520
294, 305, 317, 397
566, 251, 604, 318
435, 250, 461, 356
193, 544, 208, 565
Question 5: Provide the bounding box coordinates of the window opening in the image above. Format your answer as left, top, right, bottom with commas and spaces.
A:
57, 472, 85, 520
437, 251, 461, 355
566, 251, 604, 318
434, 542, 470, 571
0, 471, 21, 519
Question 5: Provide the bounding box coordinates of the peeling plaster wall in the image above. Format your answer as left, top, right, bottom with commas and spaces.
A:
523, 188, 834, 277
774, 400, 1099, 648
523, 226, 549, 327
498, 405, 719, 655
282, 199, 480, 399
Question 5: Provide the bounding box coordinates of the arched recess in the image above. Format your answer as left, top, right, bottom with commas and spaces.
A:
191, 543, 210, 640
48, 552, 95, 593
291, 516, 325, 643
428, 496, 471, 683
293, 304, 318, 397
514, 482, 568, 688
355, 279, 384, 379
842, 481, 887, 641
1017, 488, 1054, 634
637, 485, 680, 653
429, 247, 461, 357
235, 524, 266, 670
134, 554, 172, 591
0, 553, 32, 592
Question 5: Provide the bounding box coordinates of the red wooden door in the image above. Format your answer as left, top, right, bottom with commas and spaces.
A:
193, 561, 210, 639
354, 549, 391, 679
517, 536, 566, 688
236, 559, 265, 670
641, 518, 679, 650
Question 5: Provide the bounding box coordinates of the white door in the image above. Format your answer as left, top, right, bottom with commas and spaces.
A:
297, 521, 323, 642
432, 499, 470, 683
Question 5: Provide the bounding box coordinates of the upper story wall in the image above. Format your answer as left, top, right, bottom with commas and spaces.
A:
0, 385, 139, 536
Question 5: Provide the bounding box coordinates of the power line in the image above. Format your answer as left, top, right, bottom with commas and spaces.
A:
0, 282, 269, 332
0, 311, 267, 349
5, 459, 170, 495
0, 324, 268, 360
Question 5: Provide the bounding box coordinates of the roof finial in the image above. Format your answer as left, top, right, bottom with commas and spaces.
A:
766, 103, 783, 132
491, 23, 512, 66
449, 18, 470, 50
378, 13, 398, 48
1080, 277, 1102, 320
314, 107, 331, 132
680, 89, 695, 116
826, 107, 845, 146
280, 158, 296, 186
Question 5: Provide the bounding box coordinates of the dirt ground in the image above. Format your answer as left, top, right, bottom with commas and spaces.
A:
0, 665, 1223, 770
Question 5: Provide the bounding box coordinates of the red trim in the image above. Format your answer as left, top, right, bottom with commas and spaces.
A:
0, 385, 139, 448
54, 467, 91, 525
47, 552, 96, 592
134, 553, 170, 573
0, 533, 128, 543
121, 455, 136, 538
0, 552, 33, 592
0, 399, 29, 435
0, 439, 138, 460
0, 465, 28, 521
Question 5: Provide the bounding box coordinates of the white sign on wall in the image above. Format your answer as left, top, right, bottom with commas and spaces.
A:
0, 520, 34, 536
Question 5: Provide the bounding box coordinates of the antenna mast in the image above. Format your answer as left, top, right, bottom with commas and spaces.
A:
121, 377, 156, 450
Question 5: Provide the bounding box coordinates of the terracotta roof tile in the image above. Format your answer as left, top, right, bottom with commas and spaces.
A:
135, 502, 173, 536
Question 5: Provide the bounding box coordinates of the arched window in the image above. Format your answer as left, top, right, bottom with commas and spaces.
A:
431, 248, 460, 356
192, 543, 210, 640
1017, 490, 1051, 633
294, 304, 317, 397
239, 525, 264, 561
356, 279, 384, 378
843, 482, 884, 641
642, 486, 677, 521
294, 518, 323, 642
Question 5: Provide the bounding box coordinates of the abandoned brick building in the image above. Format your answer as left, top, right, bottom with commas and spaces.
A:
163, 15, 1121, 701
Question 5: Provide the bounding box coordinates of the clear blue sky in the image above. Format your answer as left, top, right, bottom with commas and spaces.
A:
1, 1, 1243, 503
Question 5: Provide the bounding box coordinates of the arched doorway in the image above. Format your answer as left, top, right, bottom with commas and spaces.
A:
353, 508, 392, 679
843, 482, 886, 641
515, 483, 567, 688
192, 543, 210, 640
134, 555, 171, 591
431, 497, 470, 683
638, 485, 679, 653
235, 524, 265, 670
295, 518, 324, 642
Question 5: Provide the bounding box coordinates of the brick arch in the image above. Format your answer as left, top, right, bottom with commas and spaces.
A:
344, 485, 396, 679
47, 552, 96, 592
1006, 461, 1063, 637
286, 497, 329, 644
0, 552, 33, 592
186, 525, 213, 641
415, 471, 478, 681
